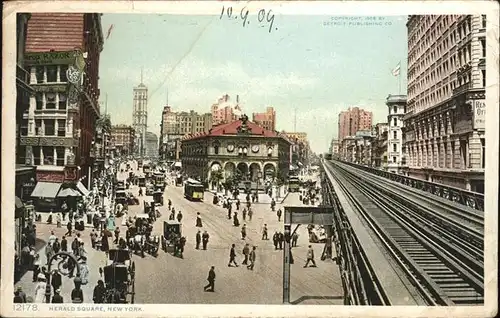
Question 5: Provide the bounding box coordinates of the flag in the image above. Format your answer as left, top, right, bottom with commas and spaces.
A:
391, 62, 401, 76
106, 24, 114, 40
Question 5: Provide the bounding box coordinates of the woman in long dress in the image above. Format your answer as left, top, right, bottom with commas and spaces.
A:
195, 213, 203, 227
34, 274, 49, 303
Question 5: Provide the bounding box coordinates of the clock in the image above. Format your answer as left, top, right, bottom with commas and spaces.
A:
227, 144, 235, 152
251, 145, 260, 153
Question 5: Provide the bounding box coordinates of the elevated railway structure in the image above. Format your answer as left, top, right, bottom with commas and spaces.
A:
336, 160, 484, 211
321, 159, 484, 306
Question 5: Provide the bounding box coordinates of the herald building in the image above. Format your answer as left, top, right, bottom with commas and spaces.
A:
17, 13, 104, 200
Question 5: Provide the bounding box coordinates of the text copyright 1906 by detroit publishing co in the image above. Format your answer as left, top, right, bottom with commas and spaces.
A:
324, 16, 393, 27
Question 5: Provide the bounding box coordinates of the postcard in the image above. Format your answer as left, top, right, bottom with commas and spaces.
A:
2, 1, 499, 317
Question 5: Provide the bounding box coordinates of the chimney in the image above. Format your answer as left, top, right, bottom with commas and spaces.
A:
236, 95, 239, 103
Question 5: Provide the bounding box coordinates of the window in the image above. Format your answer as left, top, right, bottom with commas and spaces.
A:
393, 144, 397, 152
36, 67, 44, 83
56, 147, 65, 166
33, 146, 41, 165
46, 65, 57, 82
44, 119, 55, 136
20, 122, 28, 136
35, 119, 42, 135
36, 92, 43, 110
57, 119, 66, 137
59, 65, 68, 82
482, 70, 486, 87
214, 145, 219, 155
481, 38, 486, 57
43, 147, 54, 165
482, 15, 486, 28
393, 106, 397, 114
393, 156, 396, 163
481, 138, 485, 168
59, 93, 67, 110
46, 92, 56, 109
393, 118, 398, 126
393, 131, 397, 139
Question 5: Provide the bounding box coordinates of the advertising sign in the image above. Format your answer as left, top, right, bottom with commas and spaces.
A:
25, 51, 75, 66
36, 171, 65, 183
473, 99, 485, 130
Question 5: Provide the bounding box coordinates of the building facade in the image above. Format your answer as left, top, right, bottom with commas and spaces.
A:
159, 105, 212, 160
111, 124, 135, 156
386, 95, 407, 173
145, 131, 158, 159
252, 107, 276, 132
338, 107, 373, 142
181, 115, 291, 186
404, 15, 486, 192
132, 79, 148, 157
18, 13, 103, 191
371, 123, 389, 169
281, 132, 310, 170
211, 94, 242, 126
329, 139, 340, 158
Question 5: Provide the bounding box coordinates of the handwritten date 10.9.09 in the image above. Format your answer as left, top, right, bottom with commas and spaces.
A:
220, 6, 277, 33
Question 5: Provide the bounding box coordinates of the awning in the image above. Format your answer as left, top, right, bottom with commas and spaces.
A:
57, 188, 82, 198
173, 162, 182, 168
15, 196, 24, 210
30, 182, 62, 198
76, 181, 91, 197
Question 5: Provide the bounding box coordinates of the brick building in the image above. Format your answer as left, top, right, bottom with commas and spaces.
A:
252, 107, 276, 132
110, 124, 135, 156
18, 13, 104, 196
338, 107, 373, 142
211, 94, 242, 126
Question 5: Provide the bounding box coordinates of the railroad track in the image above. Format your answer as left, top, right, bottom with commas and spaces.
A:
324, 161, 484, 306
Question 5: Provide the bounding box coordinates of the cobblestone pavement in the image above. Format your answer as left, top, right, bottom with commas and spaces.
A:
124, 169, 343, 305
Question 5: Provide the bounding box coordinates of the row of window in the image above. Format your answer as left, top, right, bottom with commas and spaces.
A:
31, 146, 66, 166
35, 92, 67, 110
21, 119, 67, 137
34, 65, 68, 84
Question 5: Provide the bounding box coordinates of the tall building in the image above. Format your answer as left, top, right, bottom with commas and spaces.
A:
145, 131, 158, 159
18, 13, 103, 190
211, 94, 242, 126
132, 71, 148, 157
386, 95, 407, 173
110, 125, 135, 156
329, 139, 340, 158
372, 123, 389, 169
338, 107, 373, 142
404, 15, 486, 192
159, 105, 212, 160
252, 107, 276, 131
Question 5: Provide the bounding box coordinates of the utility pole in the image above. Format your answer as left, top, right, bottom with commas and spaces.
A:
294, 108, 297, 132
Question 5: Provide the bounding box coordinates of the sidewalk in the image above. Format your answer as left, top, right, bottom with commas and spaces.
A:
35, 213, 96, 229
208, 186, 290, 205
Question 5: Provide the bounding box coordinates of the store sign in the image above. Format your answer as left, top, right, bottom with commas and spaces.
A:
25, 51, 75, 66
473, 99, 486, 130
37, 171, 65, 183
64, 166, 78, 181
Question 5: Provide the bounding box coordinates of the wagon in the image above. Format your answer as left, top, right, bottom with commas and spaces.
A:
102, 249, 135, 304
161, 220, 182, 252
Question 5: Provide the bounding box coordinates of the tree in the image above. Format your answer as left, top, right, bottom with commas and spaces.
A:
210, 169, 223, 190
96, 113, 112, 133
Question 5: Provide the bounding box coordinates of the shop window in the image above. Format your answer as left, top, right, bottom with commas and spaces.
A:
46, 92, 56, 109
35, 92, 43, 110
33, 146, 41, 165
59, 93, 67, 110
57, 119, 66, 137
46, 65, 57, 82
59, 65, 68, 82
43, 146, 54, 165
36, 67, 44, 83
56, 147, 65, 166
44, 119, 55, 136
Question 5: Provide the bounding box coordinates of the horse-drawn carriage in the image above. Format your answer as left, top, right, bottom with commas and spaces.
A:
127, 214, 160, 257
161, 220, 182, 253
153, 190, 164, 206
101, 248, 135, 303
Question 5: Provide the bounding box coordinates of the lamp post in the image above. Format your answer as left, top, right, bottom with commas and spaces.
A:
256, 171, 262, 202
44, 251, 81, 303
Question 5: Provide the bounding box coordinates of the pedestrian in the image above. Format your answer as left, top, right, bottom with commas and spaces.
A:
242, 208, 247, 221
61, 209, 66, 222
14, 286, 27, 303
65, 221, 72, 237
202, 230, 209, 250
236, 199, 240, 210
228, 244, 238, 267
34, 273, 48, 303
272, 231, 279, 250
93, 280, 106, 303
61, 236, 68, 252
90, 230, 97, 249
292, 232, 299, 247
242, 243, 250, 265
261, 224, 268, 240
179, 236, 186, 258
48, 231, 57, 245
45, 242, 53, 265
248, 208, 253, 221
241, 224, 247, 240
278, 232, 284, 250
196, 212, 203, 227
247, 246, 256, 270
195, 230, 201, 250
233, 212, 240, 227
114, 227, 120, 244
78, 242, 87, 261
203, 266, 216, 292
51, 289, 64, 303
277, 209, 282, 222
51, 269, 62, 291
169, 211, 175, 220
56, 213, 62, 228
71, 237, 79, 256
304, 245, 317, 268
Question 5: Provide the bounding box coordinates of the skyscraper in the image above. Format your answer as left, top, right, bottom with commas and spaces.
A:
338, 107, 373, 142
132, 69, 148, 156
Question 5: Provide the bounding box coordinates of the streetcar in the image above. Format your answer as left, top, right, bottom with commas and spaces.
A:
153, 172, 166, 191
288, 176, 301, 192
184, 178, 205, 201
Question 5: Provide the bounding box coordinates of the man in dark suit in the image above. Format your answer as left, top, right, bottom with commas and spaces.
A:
51, 289, 64, 303
203, 266, 216, 292
195, 230, 201, 250
51, 269, 62, 292
228, 244, 238, 267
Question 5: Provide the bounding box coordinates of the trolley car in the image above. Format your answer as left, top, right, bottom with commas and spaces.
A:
184, 178, 204, 201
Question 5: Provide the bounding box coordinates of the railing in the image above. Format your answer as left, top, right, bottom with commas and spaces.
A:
333, 159, 484, 211
16, 64, 33, 92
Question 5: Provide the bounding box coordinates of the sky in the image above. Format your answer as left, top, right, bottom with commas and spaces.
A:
98, 13, 408, 154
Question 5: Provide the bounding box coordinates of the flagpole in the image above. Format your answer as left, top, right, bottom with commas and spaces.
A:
398, 73, 402, 95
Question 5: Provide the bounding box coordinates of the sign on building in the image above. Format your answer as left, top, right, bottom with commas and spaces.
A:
473, 99, 485, 130
24, 51, 76, 66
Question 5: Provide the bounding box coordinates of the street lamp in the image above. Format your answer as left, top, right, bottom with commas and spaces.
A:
44, 251, 81, 303
256, 171, 262, 202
